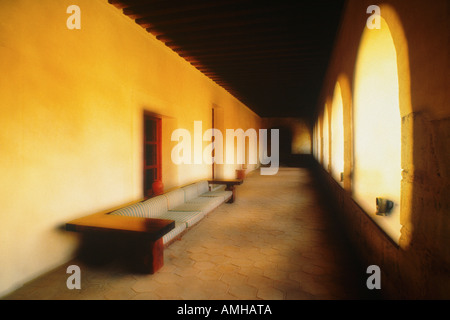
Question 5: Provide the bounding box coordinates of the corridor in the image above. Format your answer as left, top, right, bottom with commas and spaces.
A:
4, 167, 377, 300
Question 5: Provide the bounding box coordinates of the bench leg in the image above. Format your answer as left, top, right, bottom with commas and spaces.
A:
135, 237, 164, 274
147, 238, 164, 274
77, 233, 165, 274
225, 185, 236, 203
120, 236, 165, 274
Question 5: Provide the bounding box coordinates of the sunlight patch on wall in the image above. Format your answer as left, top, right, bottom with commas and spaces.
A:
331, 82, 344, 185
313, 122, 319, 160
322, 104, 330, 172
353, 17, 402, 242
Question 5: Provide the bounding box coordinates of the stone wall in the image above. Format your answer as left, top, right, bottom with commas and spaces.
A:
312, 0, 450, 299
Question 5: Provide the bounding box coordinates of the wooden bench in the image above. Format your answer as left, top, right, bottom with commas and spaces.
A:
66, 212, 175, 274
208, 179, 243, 203
65, 179, 243, 273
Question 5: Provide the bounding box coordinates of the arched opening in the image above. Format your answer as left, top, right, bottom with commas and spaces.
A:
330, 82, 344, 185
322, 104, 330, 172
352, 16, 402, 242
316, 117, 323, 164
313, 122, 319, 161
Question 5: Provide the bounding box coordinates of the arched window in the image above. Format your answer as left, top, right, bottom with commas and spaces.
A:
317, 118, 322, 164
322, 104, 330, 171
314, 116, 323, 164
330, 82, 344, 185
352, 16, 402, 241
313, 122, 319, 161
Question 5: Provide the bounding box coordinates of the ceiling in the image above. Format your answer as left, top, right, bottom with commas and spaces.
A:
108, 0, 346, 119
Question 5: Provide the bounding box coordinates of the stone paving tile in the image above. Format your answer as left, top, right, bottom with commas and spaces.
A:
132, 292, 161, 300
2, 168, 370, 300
104, 287, 137, 300
131, 277, 160, 293
228, 284, 258, 300
197, 269, 223, 281
257, 286, 285, 300
220, 272, 248, 287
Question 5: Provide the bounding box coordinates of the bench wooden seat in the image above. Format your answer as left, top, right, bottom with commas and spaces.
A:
207, 179, 243, 203
66, 213, 175, 274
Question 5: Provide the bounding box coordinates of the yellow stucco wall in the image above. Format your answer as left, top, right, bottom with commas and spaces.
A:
0, 0, 261, 296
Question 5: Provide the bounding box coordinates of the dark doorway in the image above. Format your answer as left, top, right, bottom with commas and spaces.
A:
143, 114, 162, 198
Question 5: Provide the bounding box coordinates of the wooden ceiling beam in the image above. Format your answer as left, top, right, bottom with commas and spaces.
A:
170, 42, 318, 58
185, 62, 325, 77
108, 0, 150, 9
136, 4, 289, 29
122, 0, 246, 20
204, 72, 317, 82
199, 64, 319, 75
156, 25, 288, 44
177, 48, 322, 60
164, 34, 313, 50
145, 15, 283, 35
190, 53, 326, 64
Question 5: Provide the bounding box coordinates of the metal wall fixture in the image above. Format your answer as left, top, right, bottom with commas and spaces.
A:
376, 197, 394, 216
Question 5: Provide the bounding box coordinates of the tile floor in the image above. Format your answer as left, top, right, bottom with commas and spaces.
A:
3, 168, 377, 300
